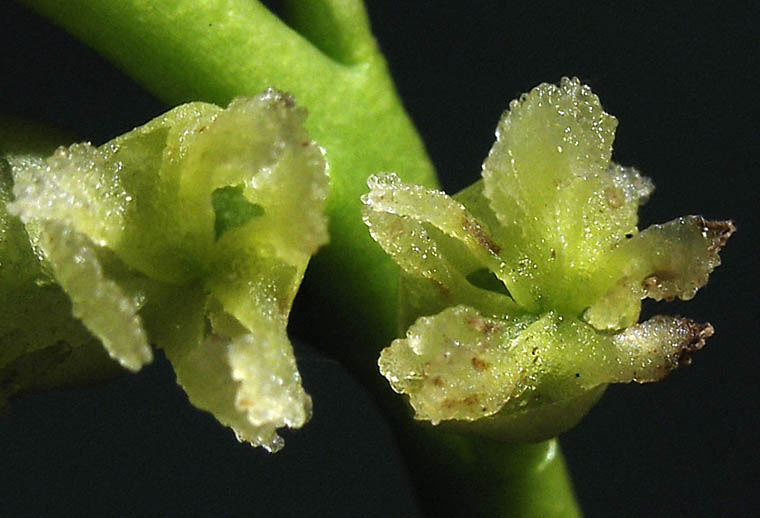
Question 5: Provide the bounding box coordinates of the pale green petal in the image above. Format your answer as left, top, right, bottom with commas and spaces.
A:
616, 215, 733, 301
147, 284, 309, 453
609, 315, 713, 382
452, 179, 538, 309
381, 305, 715, 440
585, 216, 734, 330
364, 173, 504, 271
379, 305, 537, 425
1, 159, 118, 406
30, 222, 151, 371
482, 77, 616, 235
362, 173, 521, 318
201, 252, 312, 451
206, 250, 297, 330
104, 102, 220, 282
228, 328, 312, 450
157, 290, 274, 448
8, 145, 129, 248
1, 162, 94, 365
181, 92, 329, 264
480, 78, 655, 313
168, 328, 310, 453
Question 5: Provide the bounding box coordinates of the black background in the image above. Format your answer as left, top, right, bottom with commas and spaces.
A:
1, 1, 757, 516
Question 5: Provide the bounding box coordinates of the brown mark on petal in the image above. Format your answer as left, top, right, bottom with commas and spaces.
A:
442, 394, 481, 409
273, 92, 296, 108
674, 319, 714, 367
466, 316, 501, 336
429, 277, 451, 299
642, 273, 677, 300
463, 215, 500, 255
699, 217, 736, 252
604, 187, 623, 209
531, 346, 541, 365
471, 357, 489, 372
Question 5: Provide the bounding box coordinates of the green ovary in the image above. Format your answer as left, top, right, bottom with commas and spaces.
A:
2, 91, 329, 452
364, 78, 733, 441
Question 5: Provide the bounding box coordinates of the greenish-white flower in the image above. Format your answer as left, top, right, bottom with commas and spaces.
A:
363, 78, 733, 442
1, 91, 329, 452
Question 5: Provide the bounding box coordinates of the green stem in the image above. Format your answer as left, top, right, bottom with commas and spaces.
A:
15, 0, 581, 515
406, 432, 580, 518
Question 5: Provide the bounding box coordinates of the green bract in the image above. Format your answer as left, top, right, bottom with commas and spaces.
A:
363, 78, 733, 441
1, 91, 329, 451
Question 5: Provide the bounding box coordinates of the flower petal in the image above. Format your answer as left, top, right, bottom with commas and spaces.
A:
27, 222, 151, 371
363, 173, 521, 318
481, 78, 653, 313
380, 304, 714, 441
8, 144, 130, 248
585, 216, 734, 329
378, 305, 537, 425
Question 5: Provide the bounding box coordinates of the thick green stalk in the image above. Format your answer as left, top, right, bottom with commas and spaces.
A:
15, 0, 580, 515
407, 432, 580, 517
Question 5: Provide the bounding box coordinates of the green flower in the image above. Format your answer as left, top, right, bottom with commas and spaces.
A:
363, 78, 733, 441
1, 91, 329, 451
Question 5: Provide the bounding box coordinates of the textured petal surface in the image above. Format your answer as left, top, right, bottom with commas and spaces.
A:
585, 215, 734, 329
0, 161, 101, 404
481, 78, 652, 313
381, 305, 715, 439
379, 305, 536, 424
363, 173, 521, 319
182, 93, 329, 262
28, 222, 151, 371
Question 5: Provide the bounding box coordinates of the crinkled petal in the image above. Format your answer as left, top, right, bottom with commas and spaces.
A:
363, 173, 520, 318
379, 305, 537, 424
8, 145, 129, 248
201, 241, 314, 451
150, 284, 308, 453
609, 315, 713, 382
1, 164, 94, 365
618, 216, 733, 301
364, 173, 504, 270
104, 102, 220, 283
482, 77, 617, 235
168, 329, 310, 453
585, 216, 734, 329
3, 94, 327, 452
27, 222, 151, 371
181, 91, 329, 264
228, 328, 312, 451
381, 304, 715, 440
481, 78, 654, 313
